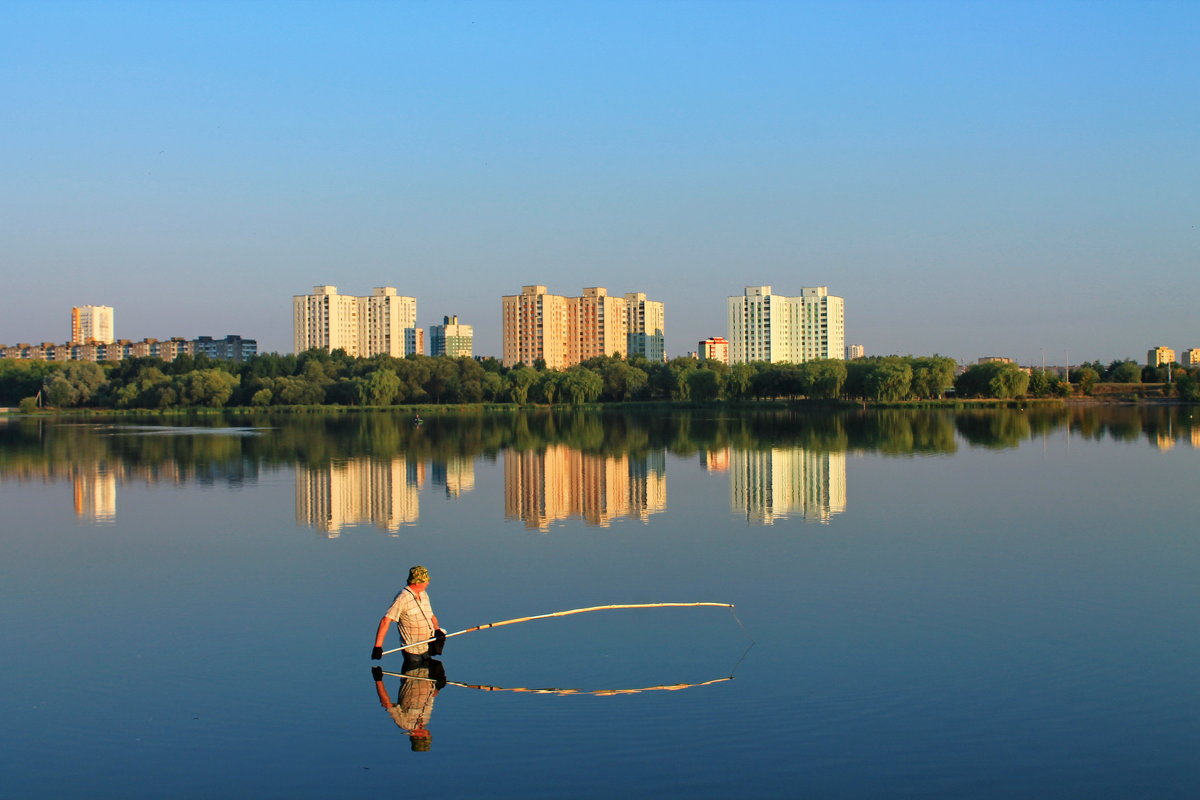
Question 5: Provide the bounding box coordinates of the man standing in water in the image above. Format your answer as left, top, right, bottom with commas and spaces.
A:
371, 565, 445, 663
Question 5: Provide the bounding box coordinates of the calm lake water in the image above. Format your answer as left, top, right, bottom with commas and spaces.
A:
2, 406, 1198, 799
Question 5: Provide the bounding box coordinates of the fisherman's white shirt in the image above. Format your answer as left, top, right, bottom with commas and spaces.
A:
384, 588, 436, 655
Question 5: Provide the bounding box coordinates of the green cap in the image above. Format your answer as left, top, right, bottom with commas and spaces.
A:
408, 565, 430, 584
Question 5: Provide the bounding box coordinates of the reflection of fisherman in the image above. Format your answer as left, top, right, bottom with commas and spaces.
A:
371, 565, 445, 665
371, 661, 446, 752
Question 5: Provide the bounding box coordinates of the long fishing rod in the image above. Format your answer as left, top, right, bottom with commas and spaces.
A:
380, 670, 734, 696
382, 601, 734, 657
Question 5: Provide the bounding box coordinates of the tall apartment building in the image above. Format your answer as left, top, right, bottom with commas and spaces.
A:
363, 287, 417, 357
1147, 346, 1176, 367
70, 305, 114, 345
726, 285, 844, 365
624, 292, 666, 362
570, 287, 628, 363
1182, 349, 1200, 366
699, 337, 730, 364
502, 286, 569, 368
292, 286, 418, 357
502, 285, 663, 368
845, 344, 865, 360
430, 315, 474, 358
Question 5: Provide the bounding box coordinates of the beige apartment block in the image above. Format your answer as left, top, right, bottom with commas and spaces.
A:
503, 285, 663, 368
727, 285, 845, 364
569, 287, 628, 363
1147, 346, 1176, 367
71, 305, 114, 345
501, 285, 570, 368
1183, 349, 1200, 366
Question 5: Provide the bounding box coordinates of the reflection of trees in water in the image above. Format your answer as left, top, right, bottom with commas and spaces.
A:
954, 411, 1034, 450
2, 407, 1199, 478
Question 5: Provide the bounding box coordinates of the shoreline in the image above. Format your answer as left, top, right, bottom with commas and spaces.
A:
3, 395, 1192, 416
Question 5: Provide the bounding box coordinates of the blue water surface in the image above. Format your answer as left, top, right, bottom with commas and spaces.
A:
1, 408, 1197, 798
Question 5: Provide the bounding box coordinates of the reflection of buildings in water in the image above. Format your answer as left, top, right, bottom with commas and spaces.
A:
1156, 432, 1175, 452
1192, 426, 1200, 449
296, 457, 424, 537
504, 445, 667, 531
730, 448, 847, 525
431, 456, 475, 498
629, 452, 667, 519
1, 459, 258, 523
701, 449, 729, 472
73, 465, 117, 523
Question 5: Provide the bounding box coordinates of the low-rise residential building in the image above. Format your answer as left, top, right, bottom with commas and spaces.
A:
1182, 348, 1200, 366
0, 335, 257, 363
430, 315, 473, 358
698, 337, 729, 364
845, 344, 865, 360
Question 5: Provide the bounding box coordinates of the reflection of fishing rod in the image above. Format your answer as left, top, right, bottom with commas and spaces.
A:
382, 602, 737, 657
380, 670, 734, 696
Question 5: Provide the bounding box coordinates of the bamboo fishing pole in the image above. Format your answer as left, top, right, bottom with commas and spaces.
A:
381, 601, 734, 657
379, 670, 734, 696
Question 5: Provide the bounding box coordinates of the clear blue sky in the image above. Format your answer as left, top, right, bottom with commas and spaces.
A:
2, 0, 1196, 364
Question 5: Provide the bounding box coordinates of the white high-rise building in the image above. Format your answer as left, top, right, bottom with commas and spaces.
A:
70, 305, 114, 345
293, 286, 417, 357
363, 287, 417, 357
726, 285, 844, 364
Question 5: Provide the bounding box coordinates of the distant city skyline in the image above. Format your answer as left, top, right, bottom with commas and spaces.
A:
2, 2, 1197, 364
4, 287, 1199, 369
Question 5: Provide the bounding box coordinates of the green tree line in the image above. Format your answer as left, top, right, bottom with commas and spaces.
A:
4, 351, 1197, 410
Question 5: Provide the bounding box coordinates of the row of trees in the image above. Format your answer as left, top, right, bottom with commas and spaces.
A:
1072, 358, 1190, 385
3, 351, 1197, 410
